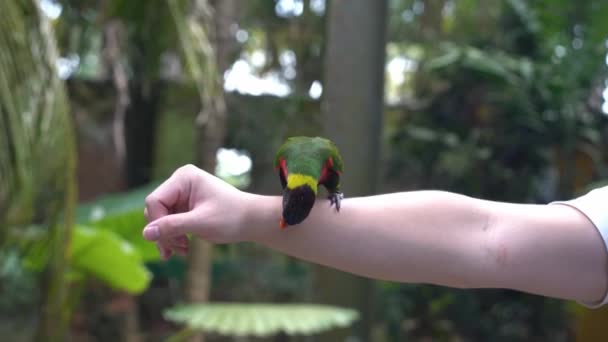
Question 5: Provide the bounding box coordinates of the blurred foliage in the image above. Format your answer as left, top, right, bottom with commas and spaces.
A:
55, 0, 180, 81
376, 282, 572, 341
0, 0, 75, 228
240, 1, 326, 95
0, 249, 39, 319
21, 224, 152, 294
0, 183, 162, 342
387, 0, 608, 202
71, 183, 160, 293
76, 181, 160, 261
164, 303, 358, 340
210, 246, 312, 304
69, 224, 151, 293
379, 0, 608, 341
0, 1, 78, 340
2, 183, 159, 310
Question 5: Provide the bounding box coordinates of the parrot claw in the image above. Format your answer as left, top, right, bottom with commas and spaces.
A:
328, 192, 343, 212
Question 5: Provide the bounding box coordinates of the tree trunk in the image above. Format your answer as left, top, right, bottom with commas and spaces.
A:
124, 80, 164, 187
210, 0, 240, 74
316, 0, 388, 341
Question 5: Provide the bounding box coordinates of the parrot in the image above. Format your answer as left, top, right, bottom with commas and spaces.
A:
274, 136, 344, 229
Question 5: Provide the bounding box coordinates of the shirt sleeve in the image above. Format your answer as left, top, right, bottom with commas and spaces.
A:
551, 185, 608, 308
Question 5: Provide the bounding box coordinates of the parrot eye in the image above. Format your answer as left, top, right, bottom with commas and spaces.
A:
282, 185, 316, 226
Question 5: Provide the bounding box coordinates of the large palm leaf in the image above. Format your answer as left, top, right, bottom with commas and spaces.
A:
164, 303, 359, 340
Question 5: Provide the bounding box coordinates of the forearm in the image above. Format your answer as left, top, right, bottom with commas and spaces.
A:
243, 191, 607, 303
245, 191, 494, 287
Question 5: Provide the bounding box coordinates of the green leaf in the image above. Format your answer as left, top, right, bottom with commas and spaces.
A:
76, 183, 161, 262
406, 126, 439, 142
424, 48, 462, 71
507, 0, 541, 34
462, 48, 513, 82
71, 225, 151, 294
90, 210, 158, 262
164, 303, 359, 337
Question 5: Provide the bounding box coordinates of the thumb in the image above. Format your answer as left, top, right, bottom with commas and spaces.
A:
142, 210, 201, 241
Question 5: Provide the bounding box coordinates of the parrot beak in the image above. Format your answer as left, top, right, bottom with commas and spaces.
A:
281, 185, 316, 228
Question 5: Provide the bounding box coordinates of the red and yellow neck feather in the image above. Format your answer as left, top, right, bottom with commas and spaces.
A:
277, 158, 319, 195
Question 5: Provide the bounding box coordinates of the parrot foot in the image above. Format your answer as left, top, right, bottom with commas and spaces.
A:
328, 192, 343, 212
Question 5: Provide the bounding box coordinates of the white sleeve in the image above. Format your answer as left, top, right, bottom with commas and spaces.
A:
551, 185, 608, 308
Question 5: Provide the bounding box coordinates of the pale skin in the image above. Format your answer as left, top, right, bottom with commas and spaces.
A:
142, 164, 608, 306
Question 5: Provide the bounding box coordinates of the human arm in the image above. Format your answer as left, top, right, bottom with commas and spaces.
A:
143, 165, 608, 305
242, 190, 607, 304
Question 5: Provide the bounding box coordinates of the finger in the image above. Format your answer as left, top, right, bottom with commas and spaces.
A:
154, 235, 188, 259
156, 242, 173, 260
171, 235, 190, 249
144, 173, 188, 222
164, 236, 189, 251
143, 210, 201, 241
160, 237, 188, 258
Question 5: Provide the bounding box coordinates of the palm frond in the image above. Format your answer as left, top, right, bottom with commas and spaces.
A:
164, 303, 359, 338
0, 1, 77, 340
0, 0, 76, 228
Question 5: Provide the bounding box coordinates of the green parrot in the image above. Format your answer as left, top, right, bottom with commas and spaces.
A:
274, 136, 344, 229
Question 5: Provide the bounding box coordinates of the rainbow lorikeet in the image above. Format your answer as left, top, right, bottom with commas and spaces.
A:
274, 136, 344, 229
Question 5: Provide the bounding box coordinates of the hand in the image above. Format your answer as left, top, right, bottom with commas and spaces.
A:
142, 164, 250, 259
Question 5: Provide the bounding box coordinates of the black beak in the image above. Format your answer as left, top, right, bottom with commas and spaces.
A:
282, 185, 316, 226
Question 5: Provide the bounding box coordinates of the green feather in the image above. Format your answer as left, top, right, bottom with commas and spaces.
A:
274, 136, 343, 180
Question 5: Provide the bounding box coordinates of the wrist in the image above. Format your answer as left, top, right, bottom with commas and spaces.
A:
240, 192, 282, 243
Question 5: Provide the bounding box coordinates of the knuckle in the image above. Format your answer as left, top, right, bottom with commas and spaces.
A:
177, 164, 198, 175
144, 194, 157, 207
